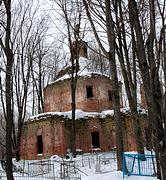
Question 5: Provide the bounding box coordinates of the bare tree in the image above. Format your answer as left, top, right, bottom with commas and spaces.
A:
0, 0, 14, 178
0, 0, 55, 162
156, 0, 166, 122
54, 0, 85, 157
113, 0, 145, 155
30, 18, 50, 114
88, 43, 110, 75
82, 0, 124, 170
10, 0, 53, 161
0, 112, 5, 159
12, 0, 40, 161
128, 0, 166, 178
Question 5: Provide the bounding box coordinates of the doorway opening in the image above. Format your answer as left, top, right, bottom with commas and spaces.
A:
91, 132, 100, 148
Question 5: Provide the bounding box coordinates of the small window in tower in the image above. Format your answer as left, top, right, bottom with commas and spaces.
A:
86, 86, 93, 98
37, 135, 43, 154
108, 90, 113, 101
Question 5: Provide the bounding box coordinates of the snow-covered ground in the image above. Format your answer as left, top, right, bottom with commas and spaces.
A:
0, 151, 158, 180
82, 171, 157, 180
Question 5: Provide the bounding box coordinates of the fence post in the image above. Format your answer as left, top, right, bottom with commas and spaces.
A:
122, 153, 125, 179
123, 153, 124, 178
88, 158, 91, 169
138, 154, 141, 176
95, 155, 101, 173
28, 161, 29, 175
81, 155, 84, 167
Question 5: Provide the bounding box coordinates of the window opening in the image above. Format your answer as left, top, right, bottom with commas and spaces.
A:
37, 135, 43, 154
86, 86, 93, 98
91, 132, 100, 148
108, 90, 113, 101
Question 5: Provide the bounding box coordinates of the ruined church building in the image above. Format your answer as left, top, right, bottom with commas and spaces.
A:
20, 41, 145, 160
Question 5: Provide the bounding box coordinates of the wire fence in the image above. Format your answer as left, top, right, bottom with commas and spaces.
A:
0, 151, 117, 180
75, 151, 117, 171
0, 159, 56, 180
123, 153, 157, 178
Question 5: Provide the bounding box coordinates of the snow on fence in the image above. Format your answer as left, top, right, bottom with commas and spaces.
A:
123, 153, 157, 178
77, 151, 117, 171
0, 159, 55, 180
0, 151, 117, 179
27, 160, 54, 176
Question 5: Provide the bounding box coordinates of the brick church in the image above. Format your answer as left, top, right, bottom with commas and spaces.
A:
20, 41, 144, 160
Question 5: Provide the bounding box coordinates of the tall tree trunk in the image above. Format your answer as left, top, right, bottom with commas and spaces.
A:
38, 56, 44, 114
105, 0, 124, 170
115, 0, 144, 154
5, 55, 14, 180
147, 0, 166, 178
63, 7, 80, 158
82, 0, 124, 169
0, 0, 15, 179
15, 115, 23, 161
70, 38, 79, 158
109, 51, 124, 170
71, 76, 77, 157
128, 0, 166, 178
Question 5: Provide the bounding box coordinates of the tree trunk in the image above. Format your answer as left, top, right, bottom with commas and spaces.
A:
159, 154, 166, 180
1, 0, 14, 179
83, 0, 124, 170
128, 0, 166, 178
105, 0, 125, 170
115, 0, 144, 154
5, 52, 14, 180
108, 52, 124, 170
38, 56, 44, 114
71, 79, 76, 157
15, 117, 22, 161
70, 40, 79, 158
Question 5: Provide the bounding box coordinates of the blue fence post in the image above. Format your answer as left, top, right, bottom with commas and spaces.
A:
131, 155, 135, 173
138, 154, 141, 176
123, 153, 125, 179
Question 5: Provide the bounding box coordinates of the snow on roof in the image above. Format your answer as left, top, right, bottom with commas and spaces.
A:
26, 107, 147, 123
120, 106, 148, 115
27, 109, 108, 122
48, 56, 110, 85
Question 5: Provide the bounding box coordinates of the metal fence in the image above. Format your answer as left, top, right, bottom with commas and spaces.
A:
0, 159, 81, 180
27, 160, 54, 176
76, 151, 117, 169
0, 151, 117, 180
123, 153, 157, 178
0, 159, 56, 180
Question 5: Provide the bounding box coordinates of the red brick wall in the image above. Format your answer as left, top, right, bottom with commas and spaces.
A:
44, 75, 113, 113
20, 118, 66, 160
81, 117, 138, 152
20, 115, 141, 160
